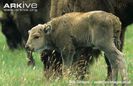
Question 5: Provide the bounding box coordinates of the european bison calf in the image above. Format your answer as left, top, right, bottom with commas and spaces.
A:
25, 11, 128, 85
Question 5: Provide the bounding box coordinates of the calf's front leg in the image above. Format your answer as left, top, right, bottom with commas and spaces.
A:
61, 43, 75, 77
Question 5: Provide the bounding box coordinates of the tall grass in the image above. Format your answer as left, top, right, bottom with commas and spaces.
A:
0, 24, 133, 86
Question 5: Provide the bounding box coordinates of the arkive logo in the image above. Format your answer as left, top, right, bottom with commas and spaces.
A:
3, 1, 38, 12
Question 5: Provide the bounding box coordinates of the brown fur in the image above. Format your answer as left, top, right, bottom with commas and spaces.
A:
49, 0, 133, 81
26, 11, 128, 83
50, 0, 133, 50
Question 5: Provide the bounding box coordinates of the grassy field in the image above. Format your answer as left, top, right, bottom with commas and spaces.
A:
0, 24, 133, 86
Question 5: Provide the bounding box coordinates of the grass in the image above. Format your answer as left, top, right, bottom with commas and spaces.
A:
0, 24, 133, 86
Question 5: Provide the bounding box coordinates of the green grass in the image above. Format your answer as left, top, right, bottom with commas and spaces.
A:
0, 24, 133, 86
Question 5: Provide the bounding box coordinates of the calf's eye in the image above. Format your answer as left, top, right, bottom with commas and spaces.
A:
34, 36, 40, 39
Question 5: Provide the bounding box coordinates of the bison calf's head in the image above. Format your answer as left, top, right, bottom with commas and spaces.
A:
25, 24, 52, 51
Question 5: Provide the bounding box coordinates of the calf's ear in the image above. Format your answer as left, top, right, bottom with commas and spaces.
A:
44, 24, 52, 35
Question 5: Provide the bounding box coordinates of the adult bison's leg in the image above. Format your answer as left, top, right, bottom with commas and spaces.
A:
120, 27, 127, 51
73, 47, 100, 80
73, 48, 90, 80
26, 50, 35, 67
41, 49, 62, 79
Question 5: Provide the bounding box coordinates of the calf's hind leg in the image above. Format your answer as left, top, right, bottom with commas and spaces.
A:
98, 43, 128, 85
104, 35, 121, 81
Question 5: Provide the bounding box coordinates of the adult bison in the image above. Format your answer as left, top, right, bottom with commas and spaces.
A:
25, 11, 128, 85
0, 11, 22, 49
1, 0, 50, 46
50, 0, 133, 80
0, 0, 51, 66
0, 0, 22, 49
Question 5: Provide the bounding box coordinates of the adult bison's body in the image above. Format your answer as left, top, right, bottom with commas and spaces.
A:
50, 0, 133, 50
26, 11, 128, 84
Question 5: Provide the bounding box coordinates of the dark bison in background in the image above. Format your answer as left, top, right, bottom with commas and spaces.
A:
0, 0, 51, 66
0, 0, 51, 47
0, 0, 22, 49
0, 11, 22, 49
